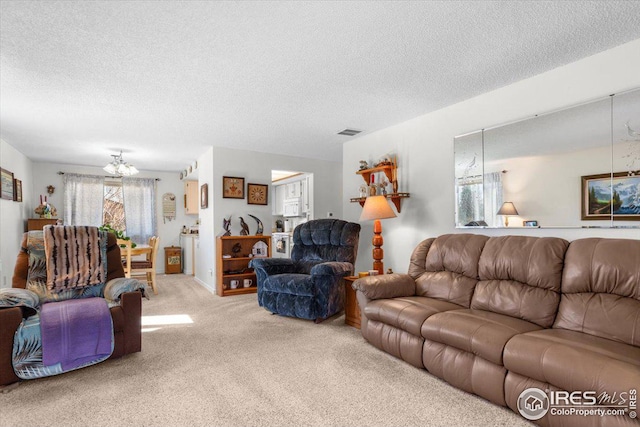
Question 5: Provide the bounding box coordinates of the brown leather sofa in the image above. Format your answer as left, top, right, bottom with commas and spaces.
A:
0, 232, 142, 388
353, 234, 640, 427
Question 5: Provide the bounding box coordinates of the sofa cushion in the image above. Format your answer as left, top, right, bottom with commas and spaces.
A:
473, 236, 569, 327
504, 329, 640, 395
421, 309, 541, 365
263, 274, 314, 296
364, 296, 463, 336
555, 238, 640, 346
409, 234, 489, 307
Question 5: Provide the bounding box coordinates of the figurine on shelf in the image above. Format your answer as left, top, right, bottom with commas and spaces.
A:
378, 178, 389, 195
374, 157, 392, 167
386, 268, 393, 274
359, 160, 369, 170
239, 217, 250, 235
223, 216, 232, 235
248, 214, 264, 235
369, 174, 377, 196
358, 185, 367, 198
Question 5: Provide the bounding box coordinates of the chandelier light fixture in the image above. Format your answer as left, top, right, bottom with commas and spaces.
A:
103, 150, 139, 176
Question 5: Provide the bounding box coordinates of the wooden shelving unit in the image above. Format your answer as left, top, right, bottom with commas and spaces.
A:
216, 235, 271, 297
351, 160, 410, 213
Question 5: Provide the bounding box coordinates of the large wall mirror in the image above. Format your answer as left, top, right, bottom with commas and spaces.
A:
455, 88, 640, 228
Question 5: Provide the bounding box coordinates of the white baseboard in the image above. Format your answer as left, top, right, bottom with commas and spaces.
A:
194, 276, 217, 295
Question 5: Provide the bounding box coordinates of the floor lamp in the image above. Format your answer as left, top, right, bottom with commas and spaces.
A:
359, 195, 397, 274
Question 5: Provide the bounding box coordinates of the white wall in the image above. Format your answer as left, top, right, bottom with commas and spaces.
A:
30, 161, 195, 274
194, 147, 214, 291
343, 38, 640, 274
196, 146, 343, 294
0, 140, 33, 288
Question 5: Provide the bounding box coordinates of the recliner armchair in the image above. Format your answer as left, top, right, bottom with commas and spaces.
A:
0, 229, 143, 388
251, 219, 360, 322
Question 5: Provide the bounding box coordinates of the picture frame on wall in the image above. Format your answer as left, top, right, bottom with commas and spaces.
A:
200, 183, 208, 209
1, 168, 14, 200
14, 179, 22, 202
222, 176, 244, 199
581, 172, 640, 221
247, 183, 268, 205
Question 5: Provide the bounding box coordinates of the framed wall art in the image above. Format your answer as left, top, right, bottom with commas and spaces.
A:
222, 176, 244, 199
200, 183, 208, 209
247, 183, 268, 205
581, 172, 640, 221
14, 179, 22, 202
1, 168, 14, 200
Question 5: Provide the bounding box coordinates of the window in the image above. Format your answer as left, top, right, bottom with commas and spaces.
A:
103, 180, 125, 232
64, 173, 156, 243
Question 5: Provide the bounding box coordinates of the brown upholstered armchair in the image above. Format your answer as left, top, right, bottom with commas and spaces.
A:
0, 231, 142, 388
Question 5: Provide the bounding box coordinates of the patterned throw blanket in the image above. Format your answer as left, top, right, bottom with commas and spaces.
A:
43, 225, 107, 292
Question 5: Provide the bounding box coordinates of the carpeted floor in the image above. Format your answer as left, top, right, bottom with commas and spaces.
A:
0, 275, 530, 426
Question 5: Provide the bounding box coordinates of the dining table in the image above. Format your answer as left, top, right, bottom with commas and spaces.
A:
129, 244, 151, 257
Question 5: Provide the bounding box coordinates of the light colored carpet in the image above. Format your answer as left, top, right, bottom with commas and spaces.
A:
0, 275, 530, 427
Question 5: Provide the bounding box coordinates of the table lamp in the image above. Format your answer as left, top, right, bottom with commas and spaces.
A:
359, 195, 397, 274
497, 202, 519, 227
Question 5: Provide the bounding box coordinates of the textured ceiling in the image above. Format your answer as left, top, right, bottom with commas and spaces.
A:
2, 1, 640, 172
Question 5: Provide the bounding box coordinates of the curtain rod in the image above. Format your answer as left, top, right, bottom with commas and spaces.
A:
57, 171, 160, 181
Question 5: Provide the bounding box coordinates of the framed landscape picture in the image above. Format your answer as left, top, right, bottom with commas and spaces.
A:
222, 176, 244, 199
14, 179, 22, 202
581, 172, 640, 220
1, 168, 14, 200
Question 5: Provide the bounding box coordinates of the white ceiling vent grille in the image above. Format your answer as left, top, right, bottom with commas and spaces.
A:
337, 128, 362, 136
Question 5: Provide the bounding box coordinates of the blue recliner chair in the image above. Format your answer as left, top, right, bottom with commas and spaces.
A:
250, 219, 361, 322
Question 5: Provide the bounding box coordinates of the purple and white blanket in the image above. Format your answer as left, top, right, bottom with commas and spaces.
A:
40, 298, 113, 371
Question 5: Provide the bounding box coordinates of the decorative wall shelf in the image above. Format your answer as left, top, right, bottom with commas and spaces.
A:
356, 165, 394, 185
351, 160, 409, 213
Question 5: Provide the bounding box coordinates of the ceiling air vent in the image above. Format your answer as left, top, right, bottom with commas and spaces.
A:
337, 128, 362, 136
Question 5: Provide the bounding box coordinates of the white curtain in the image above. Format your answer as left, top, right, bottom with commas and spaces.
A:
123, 177, 157, 244
63, 173, 105, 226
484, 172, 504, 227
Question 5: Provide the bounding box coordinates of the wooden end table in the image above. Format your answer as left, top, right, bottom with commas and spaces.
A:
344, 276, 361, 329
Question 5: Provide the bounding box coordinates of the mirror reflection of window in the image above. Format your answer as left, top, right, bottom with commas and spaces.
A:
454, 87, 640, 229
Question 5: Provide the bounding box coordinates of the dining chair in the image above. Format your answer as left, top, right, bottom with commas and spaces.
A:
131, 236, 160, 294
117, 238, 132, 278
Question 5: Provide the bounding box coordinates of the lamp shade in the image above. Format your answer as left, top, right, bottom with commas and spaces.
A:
497, 202, 519, 216
359, 196, 397, 221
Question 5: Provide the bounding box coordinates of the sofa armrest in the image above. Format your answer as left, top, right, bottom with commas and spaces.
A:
0, 307, 22, 387
104, 278, 148, 303
250, 258, 296, 275
310, 261, 353, 277
352, 273, 416, 300
121, 291, 142, 355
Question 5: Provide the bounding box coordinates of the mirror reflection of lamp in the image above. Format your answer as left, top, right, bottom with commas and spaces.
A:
497, 202, 519, 227
359, 196, 397, 274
